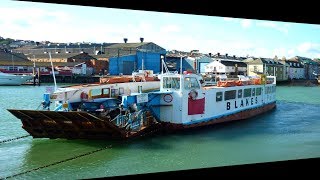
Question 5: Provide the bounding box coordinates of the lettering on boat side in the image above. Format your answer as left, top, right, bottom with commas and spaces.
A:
227, 97, 258, 110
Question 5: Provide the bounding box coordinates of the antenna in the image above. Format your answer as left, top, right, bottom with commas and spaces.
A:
161, 55, 164, 74
160, 55, 169, 73
11, 50, 14, 69
180, 54, 183, 75
49, 52, 57, 91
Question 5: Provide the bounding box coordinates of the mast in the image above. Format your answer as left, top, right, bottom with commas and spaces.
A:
180, 55, 182, 74
49, 52, 57, 91
11, 50, 14, 70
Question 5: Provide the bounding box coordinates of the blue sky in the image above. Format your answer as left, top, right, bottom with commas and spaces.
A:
1, 0, 320, 59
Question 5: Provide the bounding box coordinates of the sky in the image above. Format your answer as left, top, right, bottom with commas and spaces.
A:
1, 0, 320, 59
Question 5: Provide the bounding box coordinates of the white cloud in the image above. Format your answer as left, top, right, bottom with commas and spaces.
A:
257, 21, 290, 34
294, 42, 320, 58
272, 48, 287, 58
287, 49, 296, 57
241, 19, 252, 28
0, 6, 75, 42
270, 48, 297, 59
160, 25, 181, 33
297, 42, 313, 53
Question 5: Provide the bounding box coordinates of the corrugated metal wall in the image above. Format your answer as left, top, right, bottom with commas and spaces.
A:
109, 49, 166, 75
137, 51, 166, 74
109, 55, 136, 75
165, 57, 194, 73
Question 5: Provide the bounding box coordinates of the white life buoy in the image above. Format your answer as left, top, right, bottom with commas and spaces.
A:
188, 90, 198, 100
163, 94, 173, 103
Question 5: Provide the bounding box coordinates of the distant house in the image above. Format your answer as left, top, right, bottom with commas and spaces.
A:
245, 57, 287, 81
187, 54, 213, 74
292, 56, 319, 80
12, 42, 115, 55
205, 59, 247, 76
285, 60, 305, 79
0, 51, 102, 76
25, 52, 105, 75
204, 53, 247, 76
0, 59, 81, 75
108, 42, 166, 75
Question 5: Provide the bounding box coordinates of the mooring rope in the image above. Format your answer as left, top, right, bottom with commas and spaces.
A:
1, 119, 161, 179
3, 145, 112, 179
0, 135, 31, 144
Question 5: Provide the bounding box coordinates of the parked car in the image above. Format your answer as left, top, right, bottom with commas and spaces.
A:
77, 98, 122, 117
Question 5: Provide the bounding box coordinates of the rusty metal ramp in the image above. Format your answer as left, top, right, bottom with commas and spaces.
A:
7, 109, 128, 140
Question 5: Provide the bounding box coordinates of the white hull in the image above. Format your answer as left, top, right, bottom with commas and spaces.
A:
0, 72, 34, 86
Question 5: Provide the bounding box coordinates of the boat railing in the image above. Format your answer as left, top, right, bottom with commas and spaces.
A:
110, 109, 146, 131
216, 75, 273, 87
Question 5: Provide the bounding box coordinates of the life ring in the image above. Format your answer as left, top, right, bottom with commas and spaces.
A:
80, 92, 88, 100
188, 89, 198, 100
163, 94, 173, 103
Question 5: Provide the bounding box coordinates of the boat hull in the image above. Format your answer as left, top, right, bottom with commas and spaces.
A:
0, 73, 34, 85
7, 109, 161, 140
161, 102, 276, 131
7, 102, 276, 140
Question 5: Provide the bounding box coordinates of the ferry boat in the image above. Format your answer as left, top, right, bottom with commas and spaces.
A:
7, 71, 276, 140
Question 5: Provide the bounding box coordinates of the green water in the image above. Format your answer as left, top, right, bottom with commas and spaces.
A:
0, 85, 320, 179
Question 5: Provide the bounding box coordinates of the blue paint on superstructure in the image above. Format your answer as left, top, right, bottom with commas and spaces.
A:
146, 93, 162, 120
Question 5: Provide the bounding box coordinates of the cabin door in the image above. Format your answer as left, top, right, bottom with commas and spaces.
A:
187, 89, 205, 115
184, 76, 205, 115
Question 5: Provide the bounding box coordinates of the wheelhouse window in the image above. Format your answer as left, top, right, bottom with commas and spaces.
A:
225, 90, 236, 100
91, 89, 102, 96
216, 92, 223, 102
102, 88, 109, 95
184, 77, 200, 90
163, 77, 181, 90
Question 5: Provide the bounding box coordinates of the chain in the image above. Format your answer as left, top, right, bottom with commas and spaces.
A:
3, 145, 112, 179
0, 135, 31, 144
